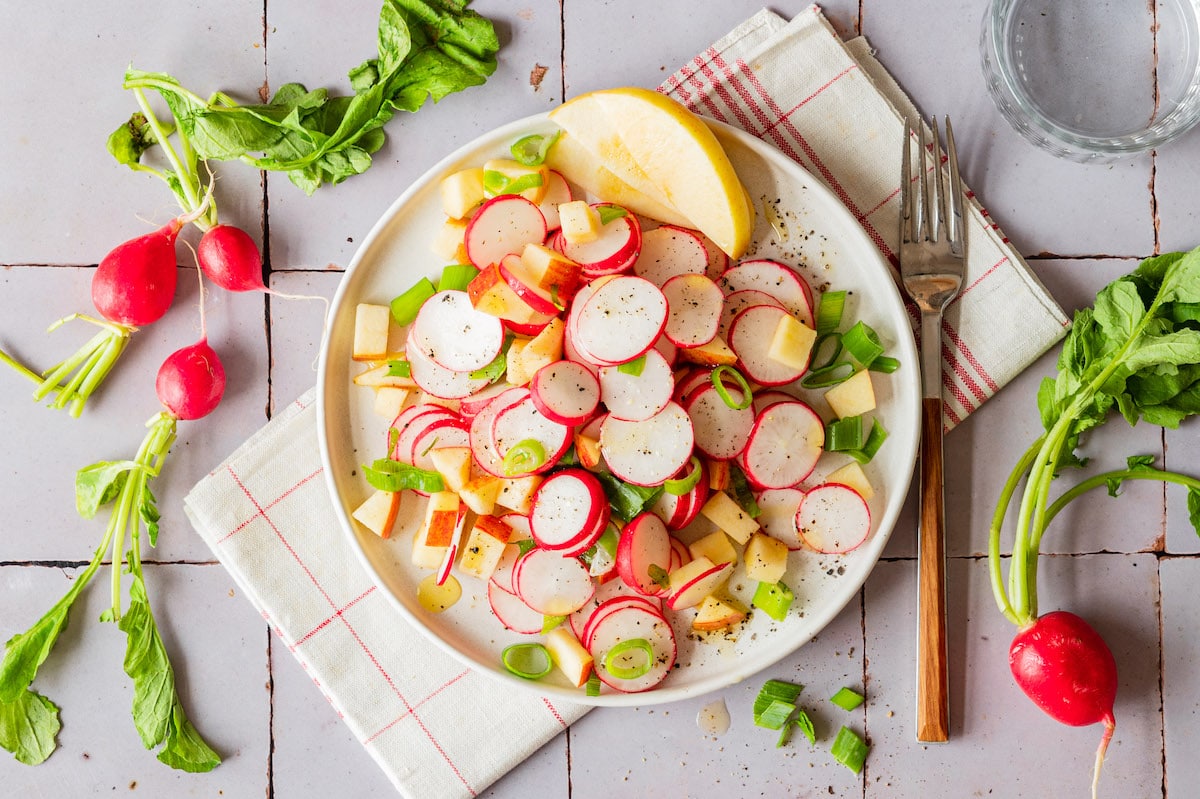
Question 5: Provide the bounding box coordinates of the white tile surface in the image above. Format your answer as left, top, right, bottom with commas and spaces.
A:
1, 1, 1199, 797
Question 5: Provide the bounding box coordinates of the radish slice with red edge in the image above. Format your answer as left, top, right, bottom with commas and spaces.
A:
571, 587, 661, 642
487, 580, 544, 634
631, 224, 708, 287
728, 303, 809, 385
411, 289, 505, 372
530, 360, 601, 426
600, 401, 694, 486
597, 348, 674, 422
683, 382, 754, 460
529, 468, 609, 551
615, 512, 672, 596
755, 487, 807, 550
499, 254, 561, 316
559, 204, 642, 276
719, 289, 783, 339
581, 595, 664, 650
665, 559, 733, 610
738, 400, 825, 489
489, 543, 522, 594
752, 388, 800, 416
587, 605, 676, 692
391, 407, 459, 464
697, 230, 731, 280
574, 275, 667, 367
459, 382, 512, 417
795, 482, 871, 553
465, 194, 547, 270
410, 417, 470, 471
512, 548, 596, 615
491, 395, 571, 476
406, 330, 492, 399
718, 259, 814, 327
537, 170, 572, 230
662, 273, 723, 349
469, 387, 528, 476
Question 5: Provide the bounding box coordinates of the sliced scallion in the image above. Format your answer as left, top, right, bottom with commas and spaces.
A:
793, 710, 817, 744
501, 171, 545, 196
502, 643, 553, 680
390, 278, 436, 325
841, 321, 885, 367
753, 679, 803, 725
510, 130, 561, 166
516, 538, 537, 556
604, 638, 654, 680
437, 263, 479, 292
830, 686, 865, 711
711, 365, 753, 410
596, 204, 628, 225
617, 354, 646, 376
830, 726, 869, 774
502, 439, 547, 476
542, 614, 566, 634
799, 361, 855, 389
755, 699, 796, 730
824, 416, 864, 452
362, 459, 445, 493
845, 419, 889, 465
482, 169, 510, 196
751, 580, 794, 621
386, 359, 412, 378
869, 354, 901, 374
663, 456, 703, 495
585, 672, 602, 697
816, 290, 847, 335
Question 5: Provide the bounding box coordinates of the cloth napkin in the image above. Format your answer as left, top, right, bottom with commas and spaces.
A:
184, 6, 1069, 799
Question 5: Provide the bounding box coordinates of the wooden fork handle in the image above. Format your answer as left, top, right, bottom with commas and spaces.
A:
916, 395, 950, 742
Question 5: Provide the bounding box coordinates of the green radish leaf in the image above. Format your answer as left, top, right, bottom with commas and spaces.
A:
0, 688, 61, 765
107, 113, 173, 167
140, 486, 161, 548
156, 703, 221, 773
75, 460, 139, 519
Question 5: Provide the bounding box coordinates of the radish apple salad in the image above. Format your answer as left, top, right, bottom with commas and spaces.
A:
348, 130, 899, 695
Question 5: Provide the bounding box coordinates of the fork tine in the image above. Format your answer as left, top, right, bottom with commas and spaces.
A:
914, 120, 927, 241
944, 117, 965, 250
901, 117, 914, 243
930, 117, 944, 242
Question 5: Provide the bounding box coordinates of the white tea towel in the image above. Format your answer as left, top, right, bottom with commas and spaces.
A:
184, 6, 1070, 799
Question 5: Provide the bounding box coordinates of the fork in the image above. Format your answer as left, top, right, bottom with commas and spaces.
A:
900, 116, 965, 744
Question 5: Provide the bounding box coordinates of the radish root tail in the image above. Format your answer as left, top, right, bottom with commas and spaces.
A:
1091, 712, 1116, 799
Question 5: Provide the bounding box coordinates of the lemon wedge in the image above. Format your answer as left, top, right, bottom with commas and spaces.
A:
548, 87, 754, 258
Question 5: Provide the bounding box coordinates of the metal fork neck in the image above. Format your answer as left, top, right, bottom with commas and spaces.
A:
920, 311, 944, 400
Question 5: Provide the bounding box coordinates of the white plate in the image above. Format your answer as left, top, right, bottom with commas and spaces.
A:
317, 112, 920, 706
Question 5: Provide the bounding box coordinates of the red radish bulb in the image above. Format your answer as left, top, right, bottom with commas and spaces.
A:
196, 224, 266, 293
155, 338, 226, 421
91, 220, 183, 326
1009, 610, 1117, 797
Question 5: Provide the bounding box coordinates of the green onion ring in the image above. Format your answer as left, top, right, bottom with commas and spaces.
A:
711, 365, 753, 410
502, 643, 553, 680
502, 438, 546, 476
604, 638, 655, 680
663, 456, 703, 495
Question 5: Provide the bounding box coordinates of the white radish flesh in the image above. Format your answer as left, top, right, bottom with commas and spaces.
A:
616, 512, 672, 596
665, 559, 733, 610
464, 194, 547, 270
411, 290, 506, 372
755, 487, 807, 549
574, 276, 667, 366
530, 469, 608, 551
683, 383, 754, 461
728, 304, 808, 386
530, 360, 601, 426
512, 548, 595, 615
632, 225, 708, 287
600, 401, 694, 486
571, 587, 661, 642
410, 418, 471, 471
719, 289, 783, 339
795, 483, 872, 553
487, 579, 544, 634
537, 170, 573, 230
469, 387, 528, 476
491, 395, 572, 475
597, 348, 674, 422
406, 330, 492, 399
719, 259, 814, 327
560, 205, 642, 276
587, 605, 676, 692
739, 400, 825, 489
661, 273, 723, 349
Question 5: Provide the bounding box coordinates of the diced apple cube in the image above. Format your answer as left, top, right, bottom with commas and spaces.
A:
825, 369, 876, 419
457, 515, 513, 580
506, 339, 532, 386
468, 264, 554, 325
700, 491, 760, 544
519, 243, 581, 301
691, 594, 747, 632
430, 216, 470, 262
440, 167, 486, 219
459, 475, 503, 516
496, 474, 543, 515
825, 461, 875, 500
767, 314, 817, 371
678, 334, 738, 366
707, 459, 730, 491
688, 530, 739, 566
429, 446, 472, 493
574, 433, 602, 470
744, 532, 789, 584
372, 386, 411, 419
558, 200, 600, 244
544, 627, 594, 687
413, 492, 461, 568
352, 304, 392, 362
483, 159, 550, 204
351, 489, 402, 539
519, 318, 565, 377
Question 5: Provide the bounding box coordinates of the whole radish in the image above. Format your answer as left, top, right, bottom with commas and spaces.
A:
155, 338, 226, 421
91, 218, 183, 326
1009, 611, 1117, 798
197, 224, 328, 313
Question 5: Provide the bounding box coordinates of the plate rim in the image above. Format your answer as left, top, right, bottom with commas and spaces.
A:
316, 110, 920, 706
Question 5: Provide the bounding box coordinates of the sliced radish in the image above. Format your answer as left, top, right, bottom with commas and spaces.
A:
530, 360, 601, 426
469, 387, 528, 476
489, 542, 522, 593
581, 595, 664, 650
559, 204, 641, 277
537, 170, 572, 230
719, 289, 783, 339
652, 333, 678, 367
697, 230, 731, 280
573, 276, 667, 366
752, 388, 799, 416
529, 468, 609, 551
598, 348, 674, 422
755, 487, 806, 550
665, 558, 733, 610
729, 304, 808, 385
719, 259, 814, 327
499, 513, 533, 542
661, 273, 723, 349
390, 405, 458, 463
465, 194, 547, 270
491, 395, 572, 476
410, 417, 470, 471
571, 585, 661, 642
435, 509, 469, 586
600, 402, 694, 486
487, 580, 544, 634
512, 548, 595, 615
411, 290, 506, 373
673, 367, 715, 405
615, 512, 673, 596
739, 400, 825, 489
683, 382, 754, 460
588, 604, 676, 692
459, 382, 513, 417
795, 483, 872, 553
669, 536, 692, 569
499, 254, 560, 316
631, 224, 708, 287
406, 330, 492, 399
